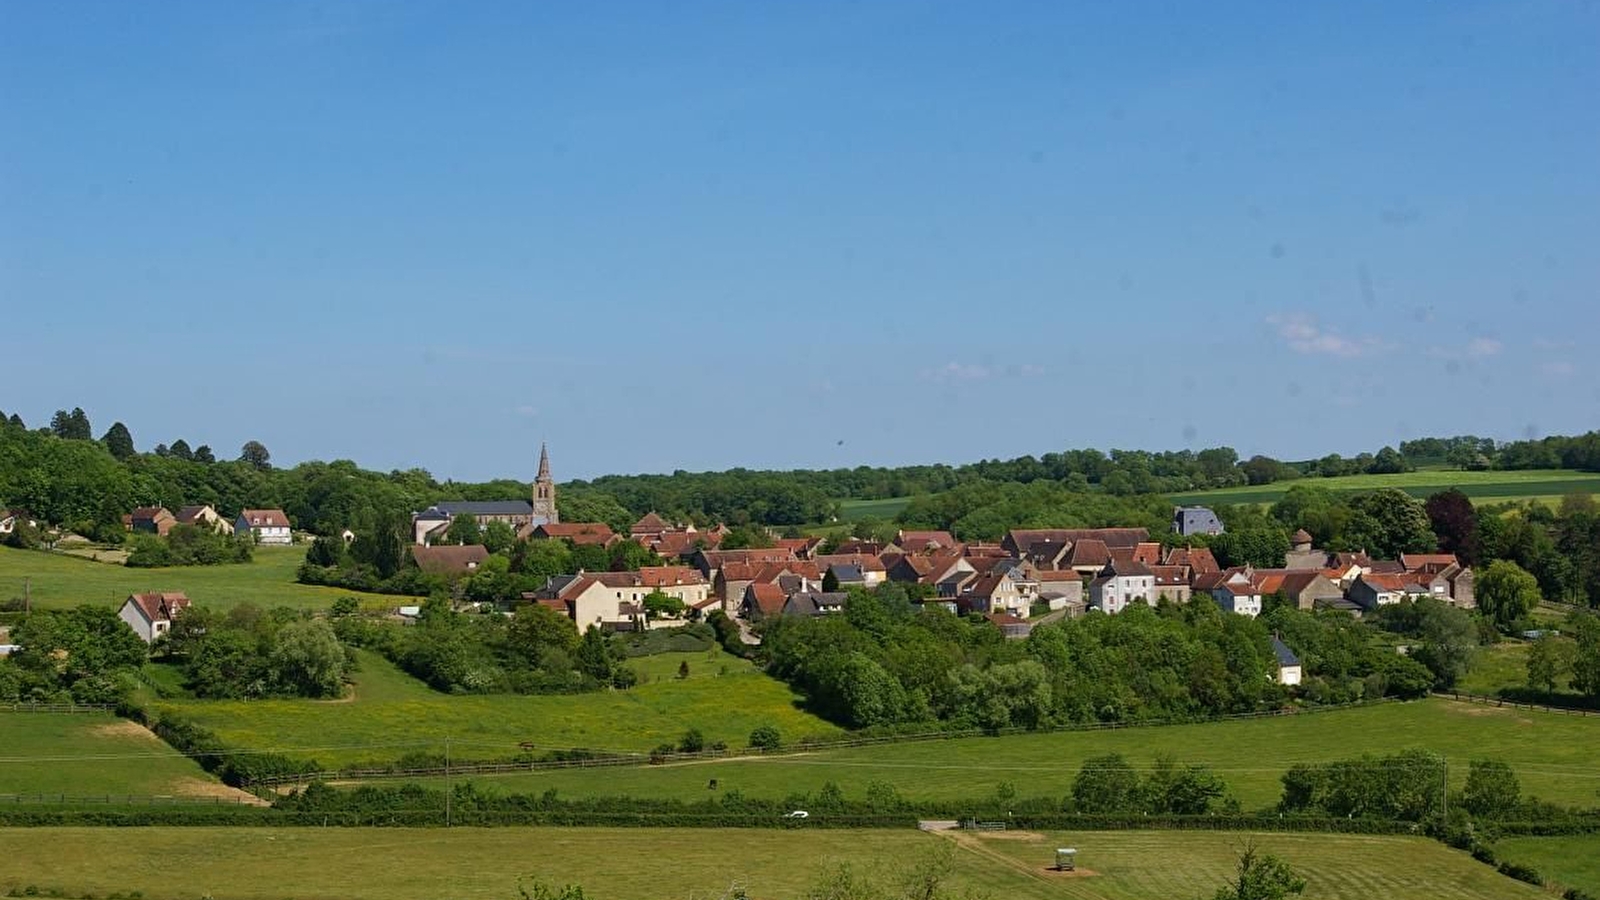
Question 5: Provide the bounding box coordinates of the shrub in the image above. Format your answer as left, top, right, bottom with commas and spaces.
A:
1496, 861, 1542, 886
748, 724, 782, 751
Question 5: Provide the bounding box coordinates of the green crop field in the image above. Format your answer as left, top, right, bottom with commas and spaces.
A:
410, 699, 1600, 810
0, 544, 405, 611
1494, 834, 1600, 897
0, 827, 1539, 900
0, 711, 239, 800
838, 496, 916, 522
1167, 468, 1600, 508
146, 649, 841, 768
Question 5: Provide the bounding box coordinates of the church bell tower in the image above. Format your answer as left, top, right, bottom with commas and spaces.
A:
531, 442, 558, 525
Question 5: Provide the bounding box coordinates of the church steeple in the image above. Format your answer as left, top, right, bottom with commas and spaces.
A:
531, 442, 558, 524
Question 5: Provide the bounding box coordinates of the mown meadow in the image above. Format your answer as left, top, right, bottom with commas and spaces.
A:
407, 699, 1600, 811
1166, 467, 1600, 508
0, 544, 402, 611
0, 711, 233, 799
0, 827, 1541, 900
145, 648, 842, 768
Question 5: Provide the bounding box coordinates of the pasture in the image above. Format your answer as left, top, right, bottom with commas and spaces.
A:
0, 827, 1539, 900
0, 544, 403, 611
0, 711, 237, 800
837, 496, 916, 522
147, 648, 842, 768
1166, 467, 1600, 508
413, 699, 1600, 810
1493, 834, 1600, 897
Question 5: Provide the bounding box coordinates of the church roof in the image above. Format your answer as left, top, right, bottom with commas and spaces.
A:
429, 500, 534, 516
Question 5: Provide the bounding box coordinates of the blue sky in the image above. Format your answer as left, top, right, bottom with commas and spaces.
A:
3, 1, 1596, 482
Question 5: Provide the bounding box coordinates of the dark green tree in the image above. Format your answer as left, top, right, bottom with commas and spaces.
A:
240, 440, 272, 470
1209, 845, 1305, 900
1424, 489, 1480, 565
169, 439, 194, 461
193, 444, 216, 463
1460, 759, 1520, 819
1343, 489, 1436, 558
100, 422, 136, 460
481, 519, 516, 554
1070, 753, 1142, 814
1525, 634, 1572, 692
445, 514, 483, 546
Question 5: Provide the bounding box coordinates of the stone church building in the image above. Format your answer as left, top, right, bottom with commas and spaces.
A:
412, 443, 559, 545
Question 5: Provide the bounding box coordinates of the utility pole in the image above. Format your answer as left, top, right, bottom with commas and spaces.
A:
445, 736, 452, 828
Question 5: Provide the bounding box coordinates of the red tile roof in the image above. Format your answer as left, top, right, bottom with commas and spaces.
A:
745, 582, 787, 616
239, 509, 290, 529
126, 592, 190, 623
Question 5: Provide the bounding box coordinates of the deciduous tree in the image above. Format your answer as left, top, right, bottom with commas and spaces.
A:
1476, 560, 1542, 631
1424, 489, 1480, 565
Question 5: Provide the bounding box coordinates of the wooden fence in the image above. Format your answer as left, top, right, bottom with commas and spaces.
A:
1434, 690, 1596, 716
0, 793, 254, 806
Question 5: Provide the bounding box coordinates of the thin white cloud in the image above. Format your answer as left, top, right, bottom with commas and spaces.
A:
1464, 337, 1503, 358
922, 362, 993, 382
1267, 314, 1384, 358
1541, 361, 1577, 378
515, 405, 539, 417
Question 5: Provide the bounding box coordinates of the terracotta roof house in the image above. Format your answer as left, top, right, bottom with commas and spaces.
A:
543, 568, 712, 631
775, 536, 823, 559
631, 512, 670, 536
894, 530, 960, 554
1149, 565, 1192, 603
119, 592, 191, 643
1164, 545, 1220, 575
128, 506, 177, 537
411, 544, 490, 576
1400, 553, 1461, 571
1205, 570, 1265, 618
958, 569, 1033, 617
741, 582, 788, 620
1001, 527, 1150, 555
174, 505, 233, 534
987, 612, 1034, 640
1290, 529, 1314, 550
1022, 539, 1072, 570
526, 522, 619, 546
1347, 573, 1432, 611
1035, 569, 1084, 613
693, 548, 797, 581
235, 508, 292, 545
832, 539, 889, 556
1066, 539, 1113, 576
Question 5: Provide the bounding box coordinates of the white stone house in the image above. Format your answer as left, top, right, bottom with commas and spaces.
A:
119, 592, 191, 643
235, 509, 292, 545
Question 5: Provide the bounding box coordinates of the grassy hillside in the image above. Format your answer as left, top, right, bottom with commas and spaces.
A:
147, 648, 841, 768
0, 827, 1539, 900
0, 711, 235, 799
1168, 468, 1600, 508
415, 699, 1600, 810
1494, 834, 1600, 897
0, 544, 404, 611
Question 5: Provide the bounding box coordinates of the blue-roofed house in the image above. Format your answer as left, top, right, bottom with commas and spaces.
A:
1271, 636, 1302, 686
1172, 506, 1225, 536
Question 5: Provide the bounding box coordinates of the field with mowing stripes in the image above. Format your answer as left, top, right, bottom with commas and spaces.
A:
1167, 467, 1600, 508
0, 827, 1540, 899
0, 544, 401, 611
403, 699, 1600, 810
0, 712, 238, 800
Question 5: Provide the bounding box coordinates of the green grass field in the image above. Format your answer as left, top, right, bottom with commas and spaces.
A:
412, 699, 1600, 811
1494, 834, 1600, 896
0, 544, 404, 611
0, 827, 1540, 900
146, 649, 841, 768
837, 496, 916, 522
1167, 468, 1600, 508
0, 712, 235, 799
